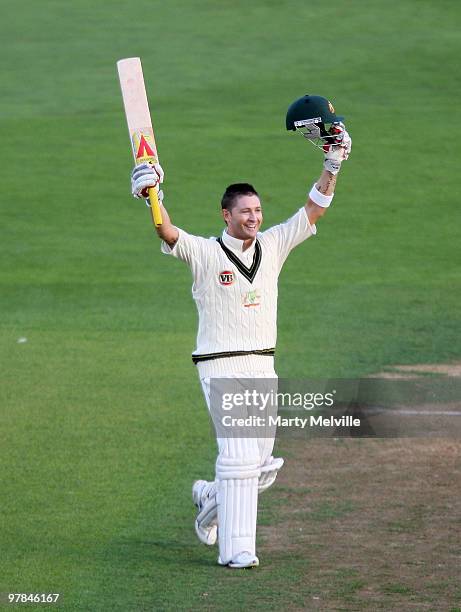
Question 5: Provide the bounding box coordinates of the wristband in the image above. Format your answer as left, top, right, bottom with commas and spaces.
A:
308, 183, 334, 208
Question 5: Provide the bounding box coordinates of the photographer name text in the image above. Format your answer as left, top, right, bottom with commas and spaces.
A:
221, 415, 360, 428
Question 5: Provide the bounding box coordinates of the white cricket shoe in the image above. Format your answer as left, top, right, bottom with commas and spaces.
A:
218, 551, 260, 569
192, 480, 218, 546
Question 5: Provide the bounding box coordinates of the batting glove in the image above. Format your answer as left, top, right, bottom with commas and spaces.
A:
323, 123, 352, 175
146, 184, 164, 208
131, 162, 164, 199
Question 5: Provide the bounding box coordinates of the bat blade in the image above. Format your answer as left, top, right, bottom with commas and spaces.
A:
117, 57, 162, 225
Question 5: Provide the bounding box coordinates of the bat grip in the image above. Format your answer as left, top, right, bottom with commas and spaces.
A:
148, 187, 163, 226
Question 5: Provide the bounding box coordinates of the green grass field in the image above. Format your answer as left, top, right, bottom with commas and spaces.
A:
1, 1, 460, 610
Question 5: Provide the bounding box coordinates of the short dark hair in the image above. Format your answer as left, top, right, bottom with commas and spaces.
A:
221, 183, 259, 211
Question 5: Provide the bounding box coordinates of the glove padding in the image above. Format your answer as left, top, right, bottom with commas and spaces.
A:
323, 123, 352, 175
131, 162, 164, 199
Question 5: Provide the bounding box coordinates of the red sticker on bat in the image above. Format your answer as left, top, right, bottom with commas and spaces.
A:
136, 135, 155, 159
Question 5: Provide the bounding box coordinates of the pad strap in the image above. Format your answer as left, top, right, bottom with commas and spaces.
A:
258, 456, 284, 493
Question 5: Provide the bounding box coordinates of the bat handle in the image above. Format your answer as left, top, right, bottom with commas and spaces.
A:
148, 186, 163, 226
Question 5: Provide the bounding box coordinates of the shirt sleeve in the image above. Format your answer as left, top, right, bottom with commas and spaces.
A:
161, 227, 210, 283
261, 207, 316, 265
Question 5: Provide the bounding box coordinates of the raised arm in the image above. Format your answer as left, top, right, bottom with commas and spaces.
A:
130, 162, 179, 247
305, 169, 337, 226
155, 203, 179, 247
304, 123, 352, 226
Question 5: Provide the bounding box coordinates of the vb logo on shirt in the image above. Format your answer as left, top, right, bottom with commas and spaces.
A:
219, 270, 234, 286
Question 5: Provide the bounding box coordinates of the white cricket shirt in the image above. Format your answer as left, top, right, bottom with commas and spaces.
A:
161, 207, 316, 362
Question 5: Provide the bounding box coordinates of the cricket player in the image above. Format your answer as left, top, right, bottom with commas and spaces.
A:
130, 95, 351, 569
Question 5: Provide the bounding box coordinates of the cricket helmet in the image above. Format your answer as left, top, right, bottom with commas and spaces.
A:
286, 95, 344, 149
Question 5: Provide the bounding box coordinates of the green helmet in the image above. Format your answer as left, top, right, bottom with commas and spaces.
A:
286, 95, 344, 131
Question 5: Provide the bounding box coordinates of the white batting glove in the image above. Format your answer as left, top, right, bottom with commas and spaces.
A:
323, 123, 352, 175
145, 184, 164, 208
131, 162, 164, 199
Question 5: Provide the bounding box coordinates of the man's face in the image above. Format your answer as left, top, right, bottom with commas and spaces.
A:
222, 194, 263, 241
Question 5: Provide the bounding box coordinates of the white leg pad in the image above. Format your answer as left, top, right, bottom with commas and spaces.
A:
217, 476, 259, 564
195, 482, 217, 528
194, 455, 284, 546
216, 438, 260, 565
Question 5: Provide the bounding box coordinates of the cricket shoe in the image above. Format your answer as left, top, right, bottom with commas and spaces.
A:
218, 551, 260, 569
192, 480, 218, 546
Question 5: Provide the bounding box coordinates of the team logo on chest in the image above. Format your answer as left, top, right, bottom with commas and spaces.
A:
219, 270, 235, 286
242, 289, 261, 307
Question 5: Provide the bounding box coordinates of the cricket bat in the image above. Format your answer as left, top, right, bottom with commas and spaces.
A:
117, 57, 162, 226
